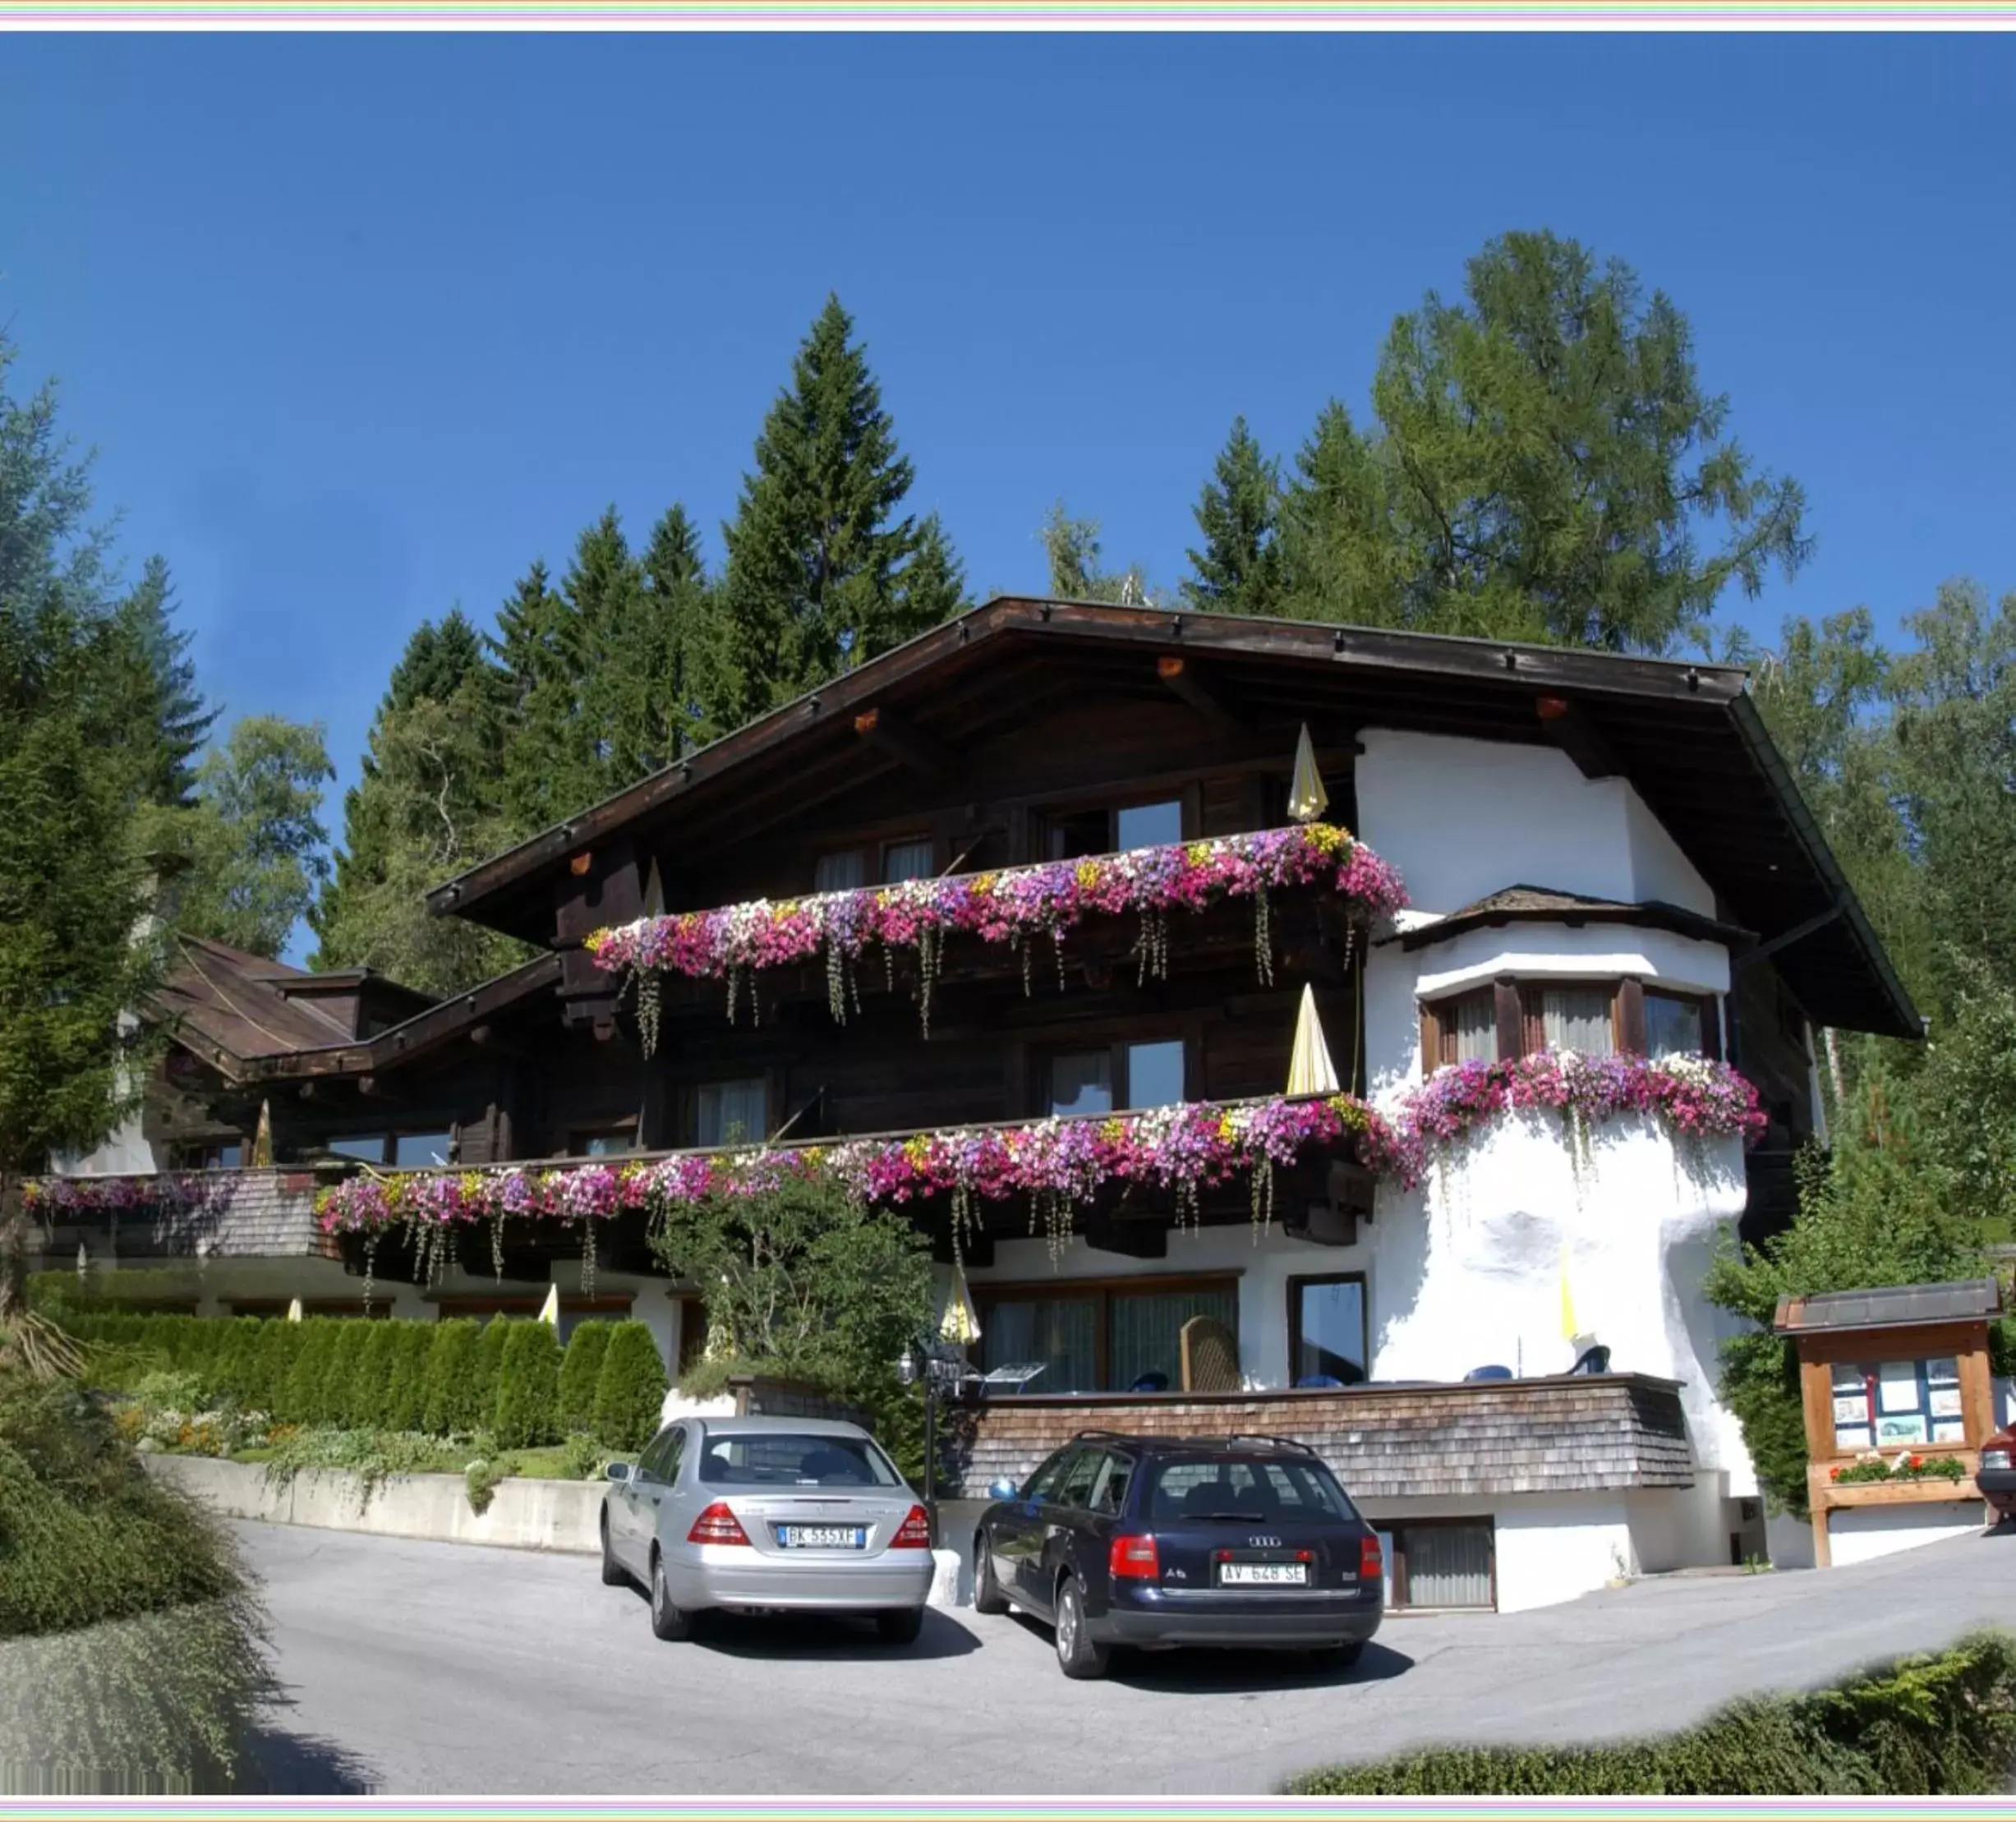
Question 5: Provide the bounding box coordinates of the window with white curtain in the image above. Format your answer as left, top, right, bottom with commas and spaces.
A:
1537, 984, 1615, 1056
814, 849, 868, 893
696, 1078, 768, 1148
882, 838, 936, 882
1645, 990, 1707, 1057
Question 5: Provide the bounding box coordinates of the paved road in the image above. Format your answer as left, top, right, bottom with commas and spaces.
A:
239, 1517, 2016, 1796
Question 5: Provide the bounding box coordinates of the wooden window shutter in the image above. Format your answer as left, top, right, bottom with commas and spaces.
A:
1617, 978, 1647, 1056
1494, 978, 1526, 1061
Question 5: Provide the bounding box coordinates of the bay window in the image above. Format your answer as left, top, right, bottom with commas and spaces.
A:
1420, 977, 1719, 1074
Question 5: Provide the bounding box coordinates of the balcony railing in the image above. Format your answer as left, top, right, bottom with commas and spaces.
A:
584, 822, 1408, 1043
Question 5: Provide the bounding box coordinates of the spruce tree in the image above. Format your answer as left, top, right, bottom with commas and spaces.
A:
1182, 417, 1286, 616
591, 1321, 668, 1452
559, 1319, 614, 1433
719, 296, 958, 725
494, 1320, 562, 1447
311, 614, 527, 995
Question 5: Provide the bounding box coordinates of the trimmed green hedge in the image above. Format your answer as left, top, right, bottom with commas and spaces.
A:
1288, 1630, 2016, 1796
559, 1321, 612, 1433
55, 1308, 660, 1447
592, 1321, 668, 1451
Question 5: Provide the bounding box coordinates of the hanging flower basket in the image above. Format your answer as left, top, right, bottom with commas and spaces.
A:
583, 822, 1409, 1047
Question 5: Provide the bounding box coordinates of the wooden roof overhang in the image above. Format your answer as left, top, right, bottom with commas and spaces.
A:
425, 598, 1922, 1041
166, 952, 564, 1089
1392, 887, 1757, 955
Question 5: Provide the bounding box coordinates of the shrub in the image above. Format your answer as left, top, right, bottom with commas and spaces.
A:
421, 1319, 485, 1436
321, 1322, 375, 1429
592, 1322, 668, 1452
0, 1369, 271, 1790
558, 1321, 612, 1432
463, 1456, 506, 1516
474, 1317, 513, 1426
493, 1322, 561, 1449
278, 1321, 337, 1426
382, 1322, 435, 1432
1287, 1631, 2016, 1796
354, 1323, 403, 1429
253, 1320, 300, 1417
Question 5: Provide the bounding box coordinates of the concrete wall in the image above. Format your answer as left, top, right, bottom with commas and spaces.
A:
1826, 1501, 1990, 1568
146, 1453, 604, 1553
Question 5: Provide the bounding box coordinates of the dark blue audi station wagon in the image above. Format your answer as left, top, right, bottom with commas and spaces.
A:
971, 1430, 1383, 1679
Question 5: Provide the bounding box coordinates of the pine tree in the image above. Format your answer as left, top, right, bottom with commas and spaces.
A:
0, 336, 164, 1330
719, 297, 952, 725
311, 614, 527, 995
116, 555, 216, 811
1182, 418, 1286, 616
1039, 503, 1156, 605
1277, 402, 1414, 628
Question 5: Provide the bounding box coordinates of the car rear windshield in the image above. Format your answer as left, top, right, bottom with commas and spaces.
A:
1144, 1456, 1356, 1525
697, 1432, 904, 1488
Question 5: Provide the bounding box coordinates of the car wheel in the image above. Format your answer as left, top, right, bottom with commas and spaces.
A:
648, 1553, 691, 1642
876, 1606, 926, 1646
600, 1514, 626, 1588
1052, 1576, 1109, 1681
972, 1536, 1009, 1615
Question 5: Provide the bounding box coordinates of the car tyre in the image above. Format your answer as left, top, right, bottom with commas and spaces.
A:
1052, 1576, 1109, 1681
648, 1553, 692, 1642
600, 1514, 626, 1588
972, 1536, 1009, 1615
876, 1606, 926, 1646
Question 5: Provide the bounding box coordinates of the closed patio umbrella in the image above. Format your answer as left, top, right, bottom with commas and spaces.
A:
939, 1263, 980, 1346
1286, 984, 1340, 1097
1287, 723, 1329, 824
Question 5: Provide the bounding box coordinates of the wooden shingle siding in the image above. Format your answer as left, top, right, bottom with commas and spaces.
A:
941, 1374, 1694, 1499
39, 1168, 343, 1262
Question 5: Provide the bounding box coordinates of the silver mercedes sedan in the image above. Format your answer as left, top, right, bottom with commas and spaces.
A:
600, 1415, 936, 1644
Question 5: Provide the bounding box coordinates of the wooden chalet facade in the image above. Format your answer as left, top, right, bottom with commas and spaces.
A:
41, 598, 1926, 1609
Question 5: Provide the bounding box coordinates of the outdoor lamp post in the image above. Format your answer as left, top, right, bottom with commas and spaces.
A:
898, 1334, 963, 1522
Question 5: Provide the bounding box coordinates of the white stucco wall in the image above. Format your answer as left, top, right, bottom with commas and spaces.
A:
1494, 1498, 1636, 1612
1825, 1502, 1988, 1567
1353, 729, 1715, 918
1766, 1510, 1818, 1571
1362, 1113, 1750, 1473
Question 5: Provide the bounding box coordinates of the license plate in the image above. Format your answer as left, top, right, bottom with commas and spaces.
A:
776, 1525, 867, 1549
1220, 1562, 1308, 1586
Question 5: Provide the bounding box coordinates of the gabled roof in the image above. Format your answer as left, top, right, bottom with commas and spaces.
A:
422, 596, 1922, 1041
1774, 1279, 2003, 1335
159, 937, 560, 1085
1395, 885, 1756, 954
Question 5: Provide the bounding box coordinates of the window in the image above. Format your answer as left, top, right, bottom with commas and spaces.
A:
1022, 1449, 1074, 1501
697, 1431, 903, 1488
1125, 1039, 1186, 1110
1041, 799, 1185, 863
1047, 1051, 1113, 1117
978, 1277, 1238, 1394
696, 1078, 768, 1148
814, 849, 869, 894
1144, 1457, 1352, 1524
1646, 989, 1717, 1059
882, 838, 937, 883
571, 1122, 639, 1158
1532, 983, 1616, 1057
322, 1132, 452, 1167
1088, 1452, 1135, 1516
326, 1134, 393, 1163
1116, 799, 1182, 851
170, 1139, 242, 1171
394, 1132, 453, 1168
637, 1427, 683, 1484
1043, 1039, 1187, 1117
1288, 1274, 1369, 1387
1058, 1448, 1103, 1509
1420, 978, 1720, 1074
1830, 1356, 1966, 1451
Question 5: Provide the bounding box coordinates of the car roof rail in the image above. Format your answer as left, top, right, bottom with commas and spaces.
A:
1192, 1432, 1319, 1456
1071, 1428, 1137, 1444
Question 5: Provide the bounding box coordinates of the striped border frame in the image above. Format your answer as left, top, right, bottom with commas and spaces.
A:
4, 1801, 2016, 1815
6, 2, 2016, 22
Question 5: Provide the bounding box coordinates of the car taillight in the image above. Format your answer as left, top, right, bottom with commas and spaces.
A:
891, 1505, 933, 1548
1109, 1534, 1160, 1580
1983, 1448, 2012, 1472
687, 1501, 750, 1546
1359, 1534, 1383, 1580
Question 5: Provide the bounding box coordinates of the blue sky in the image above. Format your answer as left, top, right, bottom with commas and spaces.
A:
3, 33, 2011, 902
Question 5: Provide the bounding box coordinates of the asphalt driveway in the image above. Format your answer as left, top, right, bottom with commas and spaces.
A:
237, 1517, 2016, 1796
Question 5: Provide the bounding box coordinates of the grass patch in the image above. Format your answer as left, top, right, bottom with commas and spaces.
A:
1288, 1630, 2016, 1796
